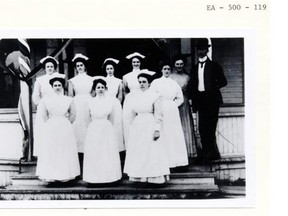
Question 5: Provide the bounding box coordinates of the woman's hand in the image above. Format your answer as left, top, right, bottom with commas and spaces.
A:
153, 130, 160, 141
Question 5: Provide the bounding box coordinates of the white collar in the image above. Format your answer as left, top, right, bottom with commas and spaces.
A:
78, 72, 87, 76
162, 75, 170, 79
199, 56, 208, 63
95, 94, 105, 98
132, 68, 141, 73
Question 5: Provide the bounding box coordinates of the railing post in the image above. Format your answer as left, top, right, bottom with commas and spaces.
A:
28, 82, 34, 162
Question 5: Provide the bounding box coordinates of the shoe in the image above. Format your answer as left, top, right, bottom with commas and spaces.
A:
46, 181, 63, 188
144, 182, 167, 188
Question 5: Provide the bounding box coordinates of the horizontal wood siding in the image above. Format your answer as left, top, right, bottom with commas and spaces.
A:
212, 38, 244, 105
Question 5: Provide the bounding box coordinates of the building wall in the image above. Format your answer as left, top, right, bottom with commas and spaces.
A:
0, 112, 22, 160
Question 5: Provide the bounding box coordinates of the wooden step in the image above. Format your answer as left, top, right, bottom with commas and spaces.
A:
0, 159, 37, 187
170, 172, 216, 184
0, 159, 36, 174
10, 174, 47, 186
187, 164, 212, 172
4, 166, 222, 200
1, 180, 219, 200
11, 171, 217, 186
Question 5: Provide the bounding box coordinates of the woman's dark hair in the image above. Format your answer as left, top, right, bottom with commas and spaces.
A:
103, 60, 117, 75
73, 58, 87, 68
137, 73, 153, 84
42, 59, 58, 70
103, 60, 117, 69
49, 77, 65, 87
159, 59, 172, 71
172, 54, 187, 65
92, 79, 107, 91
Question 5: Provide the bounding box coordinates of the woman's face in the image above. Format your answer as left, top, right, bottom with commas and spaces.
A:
174, 59, 184, 72
45, 62, 55, 75
95, 82, 106, 96
138, 77, 149, 91
76, 62, 86, 74
132, 57, 141, 69
52, 81, 63, 94
106, 64, 114, 76
161, 65, 171, 78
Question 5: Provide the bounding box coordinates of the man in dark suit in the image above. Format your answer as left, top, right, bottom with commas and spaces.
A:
188, 38, 227, 161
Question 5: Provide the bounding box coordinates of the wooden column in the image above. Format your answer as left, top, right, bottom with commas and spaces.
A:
19, 80, 34, 161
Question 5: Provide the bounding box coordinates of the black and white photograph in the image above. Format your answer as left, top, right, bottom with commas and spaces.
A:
0, 37, 248, 207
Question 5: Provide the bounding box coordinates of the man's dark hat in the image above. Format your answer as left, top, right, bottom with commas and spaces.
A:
196, 38, 211, 50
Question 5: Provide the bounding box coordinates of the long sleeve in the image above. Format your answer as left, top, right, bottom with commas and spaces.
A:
39, 100, 49, 122
32, 80, 41, 106
215, 63, 227, 89
174, 84, 184, 107
116, 81, 124, 104
108, 98, 124, 149
122, 76, 130, 99
187, 66, 198, 99
187, 67, 200, 112
182, 74, 190, 95
68, 81, 75, 97
85, 101, 92, 123
68, 100, 77, 123
108, 99, 123, 127
153, 97, 163, 131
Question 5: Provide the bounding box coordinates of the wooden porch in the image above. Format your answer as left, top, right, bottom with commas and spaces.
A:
0, 156, 245, 200
0, 107, 245, 200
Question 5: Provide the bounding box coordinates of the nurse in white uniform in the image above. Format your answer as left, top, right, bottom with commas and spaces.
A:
68, 53, 94, 177
32, 56, 62, 157
103, 58, 124, 152
122, 52, 145, 147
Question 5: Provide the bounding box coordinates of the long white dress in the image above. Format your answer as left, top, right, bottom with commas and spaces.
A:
151, 76, 189, 168
69, 73, 93, 153
124, 89, 170, 183
122, 69, 141, 148
35, 94, 80, 182
32, 73, 61, 156
105, 75, 124, 152
83, 95, 122, 183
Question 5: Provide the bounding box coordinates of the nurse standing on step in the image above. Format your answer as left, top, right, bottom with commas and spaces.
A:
124, 70, 170, 185
122, 52, 145, 147
103, 58, 124, 152
36, 76, 80, 183
68, 53, 93, 176
104, 58, 124, 103
150, 60, 189, 169
32, 56, 62, 157
83, 78, 122, 184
